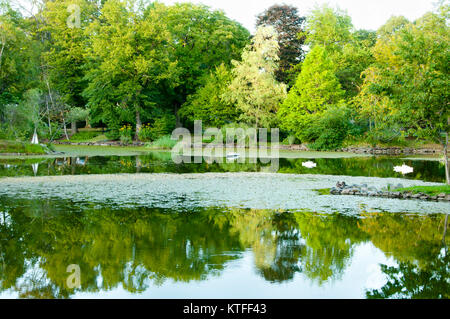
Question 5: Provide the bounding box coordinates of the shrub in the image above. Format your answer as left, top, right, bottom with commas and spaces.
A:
137, 123, 153, 142
146, 135, 177, 149
305, 105, 355, 151
119, 125, 133, 145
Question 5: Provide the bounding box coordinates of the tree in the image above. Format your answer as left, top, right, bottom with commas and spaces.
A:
256, 4, 306, 84
365, 7, 449, 183
224, 26, 287, 128
278, 45, 344, 142
303, 4, 353, 51
161, 3, 250, 127
302, 5, 374, 98
179, 63, 239, 127
0, 3, 39, 119
40, 0, 97, 135
83, 0, 178, 140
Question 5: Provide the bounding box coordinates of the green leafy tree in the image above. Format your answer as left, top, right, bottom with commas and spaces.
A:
0, 3, 39, 120
362, 7, 449, 183
83, 0, 178, 140
161, 3, 250, 127
179, 64, 239, 127
278, 45, 344, 142
303, 4, 353, 51
225, 26, 287, 128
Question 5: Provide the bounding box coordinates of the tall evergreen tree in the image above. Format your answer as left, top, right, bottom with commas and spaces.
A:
278, 45, 344, 141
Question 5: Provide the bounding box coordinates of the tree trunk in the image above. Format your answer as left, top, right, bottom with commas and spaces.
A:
443, 214, 448, 247
445, 132, 449, 185
174, 103, 182, 128
71, 121, 77, 135
62, 114, 69, 140
135, 108, 142, 141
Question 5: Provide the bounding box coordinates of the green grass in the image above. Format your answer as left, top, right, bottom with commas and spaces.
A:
0, 140, 47, 155
62, 131, 105, 142
394, 185, 450, 196
146, 135, 177, 150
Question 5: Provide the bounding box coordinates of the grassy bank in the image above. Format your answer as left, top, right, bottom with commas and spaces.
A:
394, 185, 450, 196
0, 140, 48, 155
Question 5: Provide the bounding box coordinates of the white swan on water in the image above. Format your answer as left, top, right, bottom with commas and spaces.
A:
226, 153, 240, 159
394, 164, 413, 175
302, 161, 317, 169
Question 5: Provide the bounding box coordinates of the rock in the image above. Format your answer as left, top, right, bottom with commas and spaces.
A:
420, 196, 429, 201
412, 194, 422, 199
368, 192, 378, 197
430, 196, 438, 201
392, 192, 401, 198
437, 193, 446, 198
341, 189, 351, 195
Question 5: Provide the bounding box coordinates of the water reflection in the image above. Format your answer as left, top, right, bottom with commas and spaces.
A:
0, 153, 445, 182
0, 196, 448, 299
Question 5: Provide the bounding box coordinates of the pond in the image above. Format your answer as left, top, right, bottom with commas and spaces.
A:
0, 149, 448, 299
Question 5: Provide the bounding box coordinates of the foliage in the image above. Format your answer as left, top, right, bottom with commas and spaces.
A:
180, 64, 239, 127
256, 4, 306, 84
278, 45, 344, 142
306, 105, 357, 151
225, 26, 287, 128
0, 140, 46, 154
146, 135, 177, 150
119, 124, 133, 145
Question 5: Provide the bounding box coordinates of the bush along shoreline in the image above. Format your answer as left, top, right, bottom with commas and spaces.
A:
323, 183, 450, 202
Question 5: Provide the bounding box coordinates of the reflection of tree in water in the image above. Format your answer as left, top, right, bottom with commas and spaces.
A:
1, 195, 449, 298
366, 253, 449, 299
294, 212, 369, 284
228, 209, 304, 283
362, 213, 450, 299
0, 154, 445, 183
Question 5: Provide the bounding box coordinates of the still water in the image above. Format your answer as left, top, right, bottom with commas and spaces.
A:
0, 152, 448, 299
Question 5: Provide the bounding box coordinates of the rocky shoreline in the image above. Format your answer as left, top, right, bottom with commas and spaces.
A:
328, 182, 450, 202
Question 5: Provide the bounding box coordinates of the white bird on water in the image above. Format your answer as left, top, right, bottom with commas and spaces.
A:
394, 164, 414, 175
302, 161, 317, 169
226, 153, 240, 159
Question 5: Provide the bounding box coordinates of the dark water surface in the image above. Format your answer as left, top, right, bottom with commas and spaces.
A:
0, 152, 446, 182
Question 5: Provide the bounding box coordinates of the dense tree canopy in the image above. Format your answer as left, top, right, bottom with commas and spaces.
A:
0, 1, 448, 182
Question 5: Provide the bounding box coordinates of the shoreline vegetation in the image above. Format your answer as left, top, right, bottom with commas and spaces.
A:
0, 138, 447, 158
317, 184, 450, 200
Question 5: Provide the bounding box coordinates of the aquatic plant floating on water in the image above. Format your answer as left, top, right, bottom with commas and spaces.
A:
393, 164, 414, 175
302, 161, 317, 169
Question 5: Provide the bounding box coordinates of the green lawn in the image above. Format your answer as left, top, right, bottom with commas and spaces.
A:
0, 140, 47, 155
